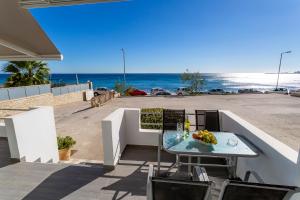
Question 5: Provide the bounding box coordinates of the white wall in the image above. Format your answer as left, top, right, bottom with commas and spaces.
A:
4, 106, 59, 163
84, 89, 94, 101
125, 109, 160, 146
102, 108, 126, 166
102, 108, 160, 167
220, 110, 300, 186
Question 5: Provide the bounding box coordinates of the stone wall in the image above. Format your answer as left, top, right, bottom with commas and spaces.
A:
91, 91, 114, 107
0, 90, 89, 117
291, 92, 300, 97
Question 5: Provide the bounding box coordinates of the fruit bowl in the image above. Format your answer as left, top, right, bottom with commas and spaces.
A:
196, 139, 214, 146
192, 130, 217, 145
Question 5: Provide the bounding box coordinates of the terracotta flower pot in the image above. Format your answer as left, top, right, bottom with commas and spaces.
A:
59, 148, 71, 161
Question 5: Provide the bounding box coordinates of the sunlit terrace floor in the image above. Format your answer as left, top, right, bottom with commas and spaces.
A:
0, 145, 228, 200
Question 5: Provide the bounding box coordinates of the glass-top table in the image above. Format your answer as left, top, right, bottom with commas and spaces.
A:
163, 131, 258, 157
158, 131, 259, 178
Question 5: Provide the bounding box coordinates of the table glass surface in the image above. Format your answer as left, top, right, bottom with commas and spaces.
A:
163, 131, 258, 157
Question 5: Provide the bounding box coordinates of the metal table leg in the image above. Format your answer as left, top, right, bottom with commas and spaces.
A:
229, 157, 238, 179
157, 134, 162, 175
176, 154, 180, 172
188, 156, 192, 175
197, 157, 201, 164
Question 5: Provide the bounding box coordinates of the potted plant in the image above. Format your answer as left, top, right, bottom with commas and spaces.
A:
57, 136, 76, 161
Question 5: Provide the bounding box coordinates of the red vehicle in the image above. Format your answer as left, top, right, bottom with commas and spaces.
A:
127, 88, 147, 96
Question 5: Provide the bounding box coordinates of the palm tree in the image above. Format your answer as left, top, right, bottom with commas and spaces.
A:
2, 61, 50, 87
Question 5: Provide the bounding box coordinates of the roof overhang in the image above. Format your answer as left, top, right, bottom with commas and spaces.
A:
19, 0, 123, 8
0, 0, 62, 61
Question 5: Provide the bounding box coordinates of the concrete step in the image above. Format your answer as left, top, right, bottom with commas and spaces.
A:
59, 158, 103, 168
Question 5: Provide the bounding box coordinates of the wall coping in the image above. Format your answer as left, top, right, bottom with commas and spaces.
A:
220, 110, 299, 164
139, 128, 162, 134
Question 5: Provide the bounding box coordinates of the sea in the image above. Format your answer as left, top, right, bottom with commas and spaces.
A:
0, 73, 300, 93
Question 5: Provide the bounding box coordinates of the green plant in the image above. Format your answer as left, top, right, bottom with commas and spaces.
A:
181, 69, 205, 92
140, 108, 163, 130
57, 136, 76, 150
114, 80, 125, 95
2, 61, 50, 87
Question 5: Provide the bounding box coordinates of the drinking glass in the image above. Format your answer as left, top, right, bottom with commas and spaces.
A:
177, 122, 183, 132
176, 122, 183, 139
227, 137, 238, 146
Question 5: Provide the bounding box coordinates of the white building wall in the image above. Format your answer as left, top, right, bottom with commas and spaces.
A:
220, 110, 300, 186
4, 106, 59, 163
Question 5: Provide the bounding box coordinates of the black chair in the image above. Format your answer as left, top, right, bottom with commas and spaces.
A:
147, 165, 212, 200
157, 109, 185, 174
193, 110, 225, 171
219, 180, 299, 200
195, 110, 220, 131
163, 109, 185, 131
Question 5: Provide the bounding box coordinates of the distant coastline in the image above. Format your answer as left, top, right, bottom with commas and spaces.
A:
265, 71, 300, 74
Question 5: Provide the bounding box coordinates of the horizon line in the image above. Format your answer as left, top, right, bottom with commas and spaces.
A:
0, 72, 290, 75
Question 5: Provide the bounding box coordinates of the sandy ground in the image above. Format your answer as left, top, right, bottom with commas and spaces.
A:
54, 94, 300, 161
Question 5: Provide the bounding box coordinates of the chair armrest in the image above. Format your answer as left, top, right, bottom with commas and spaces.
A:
193, 166, 210, 182
283, 188, 300, 200
147, 164, 155, 200
244, 170, 264, 183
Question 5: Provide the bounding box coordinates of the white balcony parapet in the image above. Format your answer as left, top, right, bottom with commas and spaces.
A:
220, 110, 300, 186
1, 106, 59, 163
102, 108, 160, 167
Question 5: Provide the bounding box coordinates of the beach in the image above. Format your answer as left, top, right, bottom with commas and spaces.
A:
54, 93, 300, 161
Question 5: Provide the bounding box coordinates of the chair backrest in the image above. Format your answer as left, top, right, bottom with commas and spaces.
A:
152, 177, 211, 200
163, 109, 185, 132
195, 110, 220, 131
219, 180, 299, 200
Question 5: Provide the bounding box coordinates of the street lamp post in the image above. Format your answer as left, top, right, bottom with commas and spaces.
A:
275, 51, 291, 90
121, 48, 126, 88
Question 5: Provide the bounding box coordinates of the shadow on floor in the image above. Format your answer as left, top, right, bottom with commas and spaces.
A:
120, 145, 176, 163
19, 146, 172, 200
0, 137, 16, 168
0, 108, 29, 111
115, 145, 228, 200
14, 145, 228, 200
102, 161, 149, 198
72, 106, 93, 114
22, 165, 108, 200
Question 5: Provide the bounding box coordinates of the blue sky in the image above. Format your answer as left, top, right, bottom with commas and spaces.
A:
29, 0, 300, 73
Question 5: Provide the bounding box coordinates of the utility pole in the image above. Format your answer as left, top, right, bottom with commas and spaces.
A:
275, 51, 291, 90
121, 48, 126, 88
76, 74, 79, 85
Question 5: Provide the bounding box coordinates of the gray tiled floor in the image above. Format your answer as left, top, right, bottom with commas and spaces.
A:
0, 144, 228, 200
